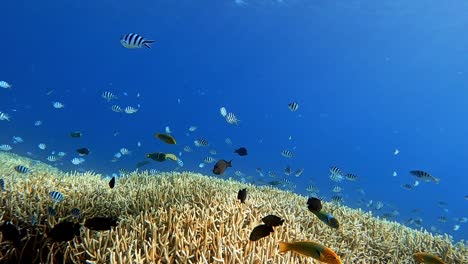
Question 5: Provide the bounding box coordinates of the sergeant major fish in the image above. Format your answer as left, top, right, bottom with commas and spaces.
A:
120, 33, 155, 49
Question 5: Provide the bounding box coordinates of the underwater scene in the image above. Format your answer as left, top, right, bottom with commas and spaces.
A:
1, 0, 467, 263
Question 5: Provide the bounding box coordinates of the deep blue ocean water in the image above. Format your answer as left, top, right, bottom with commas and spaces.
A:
1, 0, 467, 242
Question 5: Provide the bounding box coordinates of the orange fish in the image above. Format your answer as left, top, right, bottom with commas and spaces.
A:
413, 252, 446, 264
279, 241, 342, 264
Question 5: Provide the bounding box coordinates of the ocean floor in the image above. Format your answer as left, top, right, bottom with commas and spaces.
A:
0, 152, 466, 263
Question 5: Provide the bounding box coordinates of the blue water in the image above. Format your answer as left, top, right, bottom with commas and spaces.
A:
1, 0, 467, 242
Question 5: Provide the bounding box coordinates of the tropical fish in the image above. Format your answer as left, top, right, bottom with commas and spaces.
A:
0, 111, 10, 121
237, 188, 247, 203
281, 150, 294, 158
413, 252, 446, 264
410, 170, 440, 183
111, 105, 122, 112
155, 133, 177, 144
249, 224, 274, 241
0, 178, 4, 191
76, 148, 90, 156
294, 168, 304, 177
136, 160, 151, 168
0, 81, 12, 89
101, 91, 117, 101
120, 148, 130, 155
288, 102, 299, 112
14, 165, 29, 173
311, 210, 339, 229
47, 206, 57, 216
84, 217, 118, 231
329, 166, 344, 182
225, 112, 240, 124
0, 144, 12, 151
0, 222, 21, 247
71, 157, 85, 165
124, 106, 138, 114
52, 101, 65, 109
194, 139, 209, 147
120, 33, 155, 49
161, 153, 176, 161
284, 165, 291, 176
147, 152, 167, 162
345, 173, 357, 181
70, 208, 81, 218
70, 131, 82, 138
203, 156, 216, 163
279, 241, 342, 264
234, 147, 248, 156
49, 191, 64, 203
307, 197, 322, 212
262, 215, 284, 227
47, 222, 81, 242
219, 107, 227, 117
46, 155, 57, 162
213, 159, 232, 175
38, 143, 46, 150
109, 177, 115, 189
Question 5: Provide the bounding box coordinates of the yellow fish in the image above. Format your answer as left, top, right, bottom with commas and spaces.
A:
165, 153, 178, 161
413, 252, 446, 264
155, 133, 176, 144
279, 241, 342, 264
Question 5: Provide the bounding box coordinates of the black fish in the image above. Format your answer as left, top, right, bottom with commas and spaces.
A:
48, 222, 81, 242
0, 222, 21, 247
136, 160, 151, 168
85, 217, 118, 231
76, 148, 90, 156
70, 131, 82, 138
234, 147, 248, 156
147, 152, 166, 162
213, 159, 232, 175
307, 197, 322, 212
249, 224, 274, 241
237, 188, 247, 203
261, 215, 284, 227
109, 177, 115, 189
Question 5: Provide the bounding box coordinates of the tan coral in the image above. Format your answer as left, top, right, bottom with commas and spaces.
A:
0, 152, 466, 263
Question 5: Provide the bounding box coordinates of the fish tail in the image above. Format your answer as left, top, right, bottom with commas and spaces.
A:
278, 242, 290, 254
228, 160, 233, 167
144, 40, 155, 49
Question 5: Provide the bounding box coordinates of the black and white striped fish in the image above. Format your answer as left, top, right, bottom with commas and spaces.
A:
49, 191, 64, 203
194, 139, 209, 147
225, 112, 240, 125
70, 208, 81, 218
281, 150, 294, 158
288, 102, 299, 112
102, 91, 117, 101
410, 170, 440, 183
14, 165, 29, 173
111, 105, 122, 112
0, 178, 4, 191
47, 206, 57, 216
120, 33, 155, 49
329, 166, 344, 182
345, 173, 357, 181
294, 168, 304, 177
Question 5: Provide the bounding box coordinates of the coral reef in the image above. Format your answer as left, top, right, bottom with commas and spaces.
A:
0, 152, 466, 263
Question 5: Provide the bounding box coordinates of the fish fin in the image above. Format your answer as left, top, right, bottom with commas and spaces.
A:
228, 160, 233, 167
278, 242, 289, 254
144, 40, 155, 49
